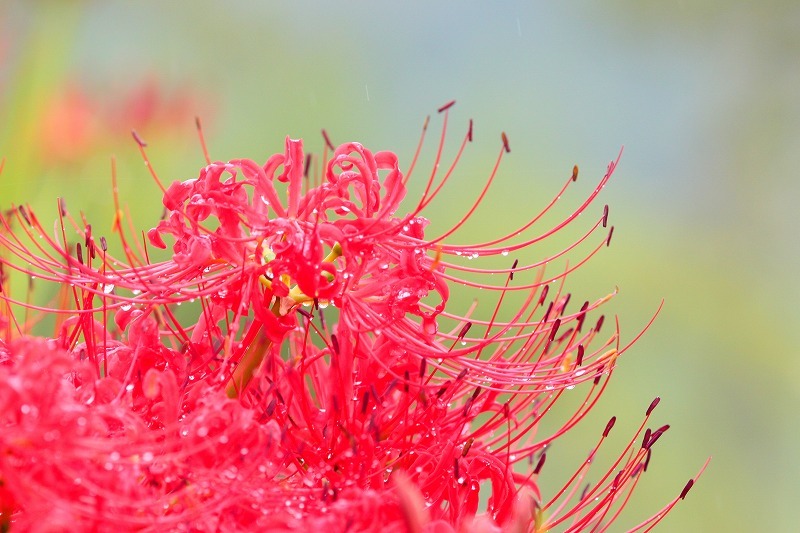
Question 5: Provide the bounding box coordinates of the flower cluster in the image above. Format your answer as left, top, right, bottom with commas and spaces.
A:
0, 104, 704, 531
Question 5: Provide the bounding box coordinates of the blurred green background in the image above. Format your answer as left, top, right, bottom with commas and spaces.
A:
2, 1, 798, 531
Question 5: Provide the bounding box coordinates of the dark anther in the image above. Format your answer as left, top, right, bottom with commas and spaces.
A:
644, 424, 670, 450
330, 334, 339, 355
437, 100, 456, 113
646, 397, 661, 416
576, 301, 589, 332
510, 258, 519, 281
131, 130, 147, 147
579, 483, 591, 502
457, 322, 472, 342
538, 284, 549, 306
18, 206, 31, 226
534, 452, 546, 474
603, 416, 616, 438
321, 129, 335, 151
642, 428, 652, 449
462, 437, 474, 457
680, 479, 694, 500
548, 319, 561, 343
595, 315, 605, 333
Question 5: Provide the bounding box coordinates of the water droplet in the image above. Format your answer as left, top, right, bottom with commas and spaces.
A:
103, 283, 115, 294
501, 250, 509, 256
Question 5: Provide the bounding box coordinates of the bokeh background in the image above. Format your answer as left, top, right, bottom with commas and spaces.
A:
2, 1, 798, 531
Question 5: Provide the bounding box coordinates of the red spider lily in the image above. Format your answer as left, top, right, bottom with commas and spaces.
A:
35, 79, 202, 166
0, 104, 707, 531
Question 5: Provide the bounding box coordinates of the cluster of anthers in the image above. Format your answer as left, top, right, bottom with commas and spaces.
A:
0, 102, 706, 532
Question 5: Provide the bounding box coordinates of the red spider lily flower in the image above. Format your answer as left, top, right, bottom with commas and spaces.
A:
0, 104, 707, 531
35, 79, 203, 166
38, 85, 101, 163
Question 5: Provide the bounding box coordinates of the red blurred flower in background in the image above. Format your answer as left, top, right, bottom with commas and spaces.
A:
0, 103, 705, 531
37, 78, 202, 165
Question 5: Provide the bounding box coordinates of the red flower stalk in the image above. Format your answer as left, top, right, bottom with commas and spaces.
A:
0, 104, 706, 531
